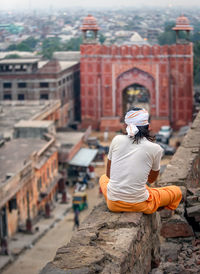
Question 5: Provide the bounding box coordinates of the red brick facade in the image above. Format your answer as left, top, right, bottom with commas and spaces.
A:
80, 43, 193, 132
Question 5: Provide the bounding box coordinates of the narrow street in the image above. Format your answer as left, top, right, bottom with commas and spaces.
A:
2, 180, 104, 274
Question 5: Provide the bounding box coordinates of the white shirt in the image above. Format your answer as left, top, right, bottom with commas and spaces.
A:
107, 135, 163, 203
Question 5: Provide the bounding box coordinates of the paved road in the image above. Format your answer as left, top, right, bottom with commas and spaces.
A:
2, 183, 103, 274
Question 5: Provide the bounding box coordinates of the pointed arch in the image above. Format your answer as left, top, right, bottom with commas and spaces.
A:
116, 67, 156, 118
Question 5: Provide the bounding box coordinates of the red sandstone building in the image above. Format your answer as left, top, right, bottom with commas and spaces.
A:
80, 15, 194, 132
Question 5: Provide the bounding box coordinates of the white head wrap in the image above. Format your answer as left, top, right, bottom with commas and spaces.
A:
124, 109, 149, 137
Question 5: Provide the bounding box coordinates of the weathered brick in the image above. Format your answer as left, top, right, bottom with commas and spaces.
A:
160, 242, 181, 262
186, 195, 198, 207
186, 205, 200, 217
159, 209, 173, 219
175, 204, 185, 217
161, 215, 194, 238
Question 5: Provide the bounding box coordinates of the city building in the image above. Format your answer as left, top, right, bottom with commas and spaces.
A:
0, 58, 80, 127
80, 15, 194, 132
0, 100, 61, 139
0, 135, 60, 243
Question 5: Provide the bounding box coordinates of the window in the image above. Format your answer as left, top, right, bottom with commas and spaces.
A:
37, 177, 42, 191
8, 197, 17, 212
47, 168, 50, 179
58, 80, 61, 86
4, 94, 12, 100
40, 82, 49, 88
62, 78, 66, 84
62, 89, 65, 97
3, 82, 12, 88
40, 94, 49, 100
18, 94, 25, 100
18, 82, 27, 88
54, 160, 57, 170
42, 173, 45, 184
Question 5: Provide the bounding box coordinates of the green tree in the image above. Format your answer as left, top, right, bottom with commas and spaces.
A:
17, 42, 32, 51
193, 41, 200, 85
6, 37, 38, 52
158, 22, 176, 45
6, 44, 17, 51
63, 36, 82, 51
42, 37, 63, 59
5, 54, 20, 59
24, 37, 38, 50
99, 33, 106, 44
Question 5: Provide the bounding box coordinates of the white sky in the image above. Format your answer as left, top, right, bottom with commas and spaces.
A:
1, 0, 200, 10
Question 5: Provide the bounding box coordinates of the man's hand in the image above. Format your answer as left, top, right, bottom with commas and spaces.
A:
148, 169, 159, 184
106, 159, 111, 179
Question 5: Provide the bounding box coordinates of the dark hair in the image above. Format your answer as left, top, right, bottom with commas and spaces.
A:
126, 107, 155, 144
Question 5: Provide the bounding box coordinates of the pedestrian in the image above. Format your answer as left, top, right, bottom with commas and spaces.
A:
99, 107, 182, 214
73, 208, 80, 230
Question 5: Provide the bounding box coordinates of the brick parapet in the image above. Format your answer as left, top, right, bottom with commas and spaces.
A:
80, 43, 193, 57
40, 202, 161, 274
158, 111, 200, 188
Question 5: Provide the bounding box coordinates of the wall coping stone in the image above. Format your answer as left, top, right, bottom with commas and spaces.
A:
40, 202, 161, 274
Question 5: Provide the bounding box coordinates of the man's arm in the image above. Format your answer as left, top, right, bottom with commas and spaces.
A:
106, 159, 111, 179
147, 169, 159, 184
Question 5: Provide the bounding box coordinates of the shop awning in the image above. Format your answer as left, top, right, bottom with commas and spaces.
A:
69, 148, 98, 167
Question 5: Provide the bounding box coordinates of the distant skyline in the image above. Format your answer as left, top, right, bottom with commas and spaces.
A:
1, 0, 200, 11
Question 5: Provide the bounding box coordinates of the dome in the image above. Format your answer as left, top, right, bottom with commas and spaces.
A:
130, 32, 144, 42
172, 15, 193, 31
80, 15, 100, 31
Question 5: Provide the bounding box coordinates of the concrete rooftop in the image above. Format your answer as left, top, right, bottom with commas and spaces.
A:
0, 58, 39, 64
0, 101, 58, 139
56, 131, 84, 147
0, 138, 47, 183
14, 120, 54, 128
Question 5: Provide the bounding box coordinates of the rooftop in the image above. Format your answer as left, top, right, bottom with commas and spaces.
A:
0, 51, 40, 59
53, 51, 80, 62
0, 101, 59, 139
38, 60, 79, 73
81, 14, 100, 31
56, 131, 84, 151
14, 120, 54, 128
69, 148, 98, 167
0, 138, 47, 183
59, 61, 79, 71
0, 58, 39, 64
173, 15, 193, 31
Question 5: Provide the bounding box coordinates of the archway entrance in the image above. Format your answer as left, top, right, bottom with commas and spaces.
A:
122, 84, 150, 116
116, 67, 155, 120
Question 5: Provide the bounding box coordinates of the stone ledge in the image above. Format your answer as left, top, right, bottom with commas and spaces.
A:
40, 202, 161, 274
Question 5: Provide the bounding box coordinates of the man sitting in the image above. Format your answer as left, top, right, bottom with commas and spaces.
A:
99, 107, 182, 214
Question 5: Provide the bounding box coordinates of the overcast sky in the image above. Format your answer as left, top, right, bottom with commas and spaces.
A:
1, 0, 200, 11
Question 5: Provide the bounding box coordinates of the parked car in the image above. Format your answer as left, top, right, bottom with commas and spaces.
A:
157, 142, 175, 155
178, 125, 190, 137
158, 126, 173, 139
155, 133, 169, 144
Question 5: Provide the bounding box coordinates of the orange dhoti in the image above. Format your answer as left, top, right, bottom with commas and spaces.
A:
99, 174, 182, 214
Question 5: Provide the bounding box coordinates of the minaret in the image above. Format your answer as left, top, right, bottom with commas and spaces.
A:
172, 15, 193, 44
80, 15, 100, 44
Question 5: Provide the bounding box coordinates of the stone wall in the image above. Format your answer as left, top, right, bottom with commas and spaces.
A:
40, 203, 161, 274
153, 111, 200, 273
